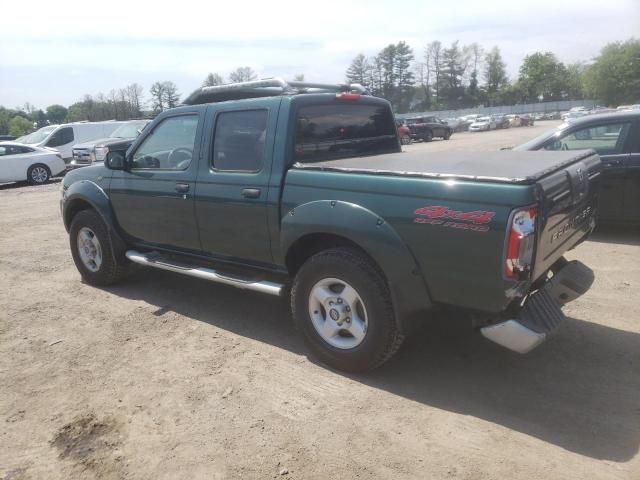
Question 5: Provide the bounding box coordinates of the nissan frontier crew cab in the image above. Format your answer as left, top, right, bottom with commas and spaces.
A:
60, 78, 600, 372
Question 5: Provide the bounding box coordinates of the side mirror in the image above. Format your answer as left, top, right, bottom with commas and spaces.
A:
105, 151, 126, 170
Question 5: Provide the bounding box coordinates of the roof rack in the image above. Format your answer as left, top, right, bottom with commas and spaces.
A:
183, 77, 368, 105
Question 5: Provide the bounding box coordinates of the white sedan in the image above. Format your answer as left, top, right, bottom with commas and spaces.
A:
469, 116, 496, 132
0, 143, 66, 185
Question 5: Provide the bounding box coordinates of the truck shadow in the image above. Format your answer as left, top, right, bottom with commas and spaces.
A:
589, 225, 640, 246
106, 269, 640, 463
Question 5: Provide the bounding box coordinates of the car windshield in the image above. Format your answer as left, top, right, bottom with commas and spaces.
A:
20, 126, 57, 144
514, 123, 569, 150
477, 117, 490, 122
109, 121, 148, 139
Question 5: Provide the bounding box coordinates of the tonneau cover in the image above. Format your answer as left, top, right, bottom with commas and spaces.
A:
293, 149, 597, 184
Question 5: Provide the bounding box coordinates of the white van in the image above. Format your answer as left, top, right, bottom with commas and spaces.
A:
16, 122, 123, 163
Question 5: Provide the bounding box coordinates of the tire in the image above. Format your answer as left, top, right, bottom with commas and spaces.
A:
27, 164, 50, 185
423, 130, 433, 142
291, 248, 404, 372
69, 209, 129, 286
443, 130, 451, 140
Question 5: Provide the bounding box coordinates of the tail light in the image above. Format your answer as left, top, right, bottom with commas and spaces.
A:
336, 92, 361, 101
505, 206, 537, 280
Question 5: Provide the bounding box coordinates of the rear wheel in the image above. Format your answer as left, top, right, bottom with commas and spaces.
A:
291, 248, 404, 372
27, 164, 50, 185
69, 210, 129, 286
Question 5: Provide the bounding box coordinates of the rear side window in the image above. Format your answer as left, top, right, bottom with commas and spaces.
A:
212, 110, 267, 172
294, 104, 398, 163
544, 122, 631, 155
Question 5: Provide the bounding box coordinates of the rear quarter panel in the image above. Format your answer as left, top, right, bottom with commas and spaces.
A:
281, 169, 536, 313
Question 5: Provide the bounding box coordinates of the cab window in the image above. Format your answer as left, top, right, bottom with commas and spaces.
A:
131, 115, 198, 170
294, 103, 398, 163
544, 123, 631, 155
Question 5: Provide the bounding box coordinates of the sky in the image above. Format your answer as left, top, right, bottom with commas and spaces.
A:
0, 0, 638, 109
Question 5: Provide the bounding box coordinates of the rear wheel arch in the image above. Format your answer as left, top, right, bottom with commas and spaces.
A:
281, 201, 433, 332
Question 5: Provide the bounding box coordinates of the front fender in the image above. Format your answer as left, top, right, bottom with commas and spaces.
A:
62, 180, 127, 259
280, 200, 432, 331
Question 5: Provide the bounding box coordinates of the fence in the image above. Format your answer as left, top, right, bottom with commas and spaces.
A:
396, 99, 597, 120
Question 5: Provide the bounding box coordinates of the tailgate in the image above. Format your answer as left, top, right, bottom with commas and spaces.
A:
531, 151, 601, 280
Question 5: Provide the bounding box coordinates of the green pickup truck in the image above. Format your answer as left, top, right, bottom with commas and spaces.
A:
61, 78, 600, 372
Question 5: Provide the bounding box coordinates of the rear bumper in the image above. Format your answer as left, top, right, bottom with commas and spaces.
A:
481, 259, 594, 353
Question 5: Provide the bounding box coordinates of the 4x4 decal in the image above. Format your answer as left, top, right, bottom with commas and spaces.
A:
414, 205, 495, 232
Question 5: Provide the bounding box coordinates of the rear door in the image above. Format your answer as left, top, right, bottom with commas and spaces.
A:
108, 111, 203, 251
193, 98, 281, 265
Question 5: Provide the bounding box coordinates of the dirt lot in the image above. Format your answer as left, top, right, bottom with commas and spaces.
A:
1, 123, 639, 480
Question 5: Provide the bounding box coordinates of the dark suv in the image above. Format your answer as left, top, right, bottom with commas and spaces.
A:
405, 116, 452, 142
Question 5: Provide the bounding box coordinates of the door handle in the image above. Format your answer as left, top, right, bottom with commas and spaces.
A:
175, 183, 190, 193
241, 188, 261, 199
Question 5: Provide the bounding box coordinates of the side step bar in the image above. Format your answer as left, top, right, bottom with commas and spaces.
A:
125, 250, 284, 296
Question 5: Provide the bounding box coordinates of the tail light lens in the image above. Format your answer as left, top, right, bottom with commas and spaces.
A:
505, 206, 537, 280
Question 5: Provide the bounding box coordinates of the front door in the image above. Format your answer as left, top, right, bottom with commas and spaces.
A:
194, 99, 280, 265
623, 122, 640, 224
109, 112, 203, 251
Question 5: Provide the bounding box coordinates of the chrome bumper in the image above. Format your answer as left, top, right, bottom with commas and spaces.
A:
481, 260, 594, 353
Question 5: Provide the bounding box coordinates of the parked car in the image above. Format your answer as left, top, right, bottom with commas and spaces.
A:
0, 135, 16, 141
405, 116, 452, 141
70, 120, 151, 168
469, 116, 496, 132
515, 110, 640, 225
492, 115, 510, 129
16, 122, 123, 163
505, 114, 521, 127
561, 107, 589, 121
60, 78, 599, 372
519, 115, 535, 126
443, 117, 463, 132
0, 143, 66, 185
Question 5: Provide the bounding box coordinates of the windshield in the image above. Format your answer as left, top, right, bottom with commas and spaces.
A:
514, 123, 569, 150
109, 121, 148, 139
20, 125, 57, 144
476, 117, 490, 122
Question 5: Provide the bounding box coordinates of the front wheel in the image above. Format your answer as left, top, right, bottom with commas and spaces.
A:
443, 130, 451, 140
27, 164, 50, 185
69, 210, 129, 286
291, 248, 404, 372
423, 131, 433, 142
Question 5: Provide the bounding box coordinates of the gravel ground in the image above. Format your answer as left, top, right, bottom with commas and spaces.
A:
1, 122, 639, 480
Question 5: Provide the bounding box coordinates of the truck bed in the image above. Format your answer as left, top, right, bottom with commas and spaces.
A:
293, 149, 597, 184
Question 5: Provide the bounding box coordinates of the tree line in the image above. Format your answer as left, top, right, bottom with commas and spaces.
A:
1, 40, 637, 137
346, 38, 639, 113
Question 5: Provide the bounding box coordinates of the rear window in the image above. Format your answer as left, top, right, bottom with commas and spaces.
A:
294, 104, 398, 163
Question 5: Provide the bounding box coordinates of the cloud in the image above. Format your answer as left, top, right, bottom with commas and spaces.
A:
0, 0, 638, 107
